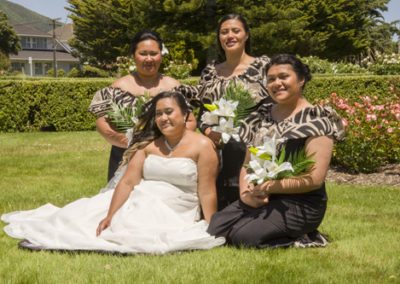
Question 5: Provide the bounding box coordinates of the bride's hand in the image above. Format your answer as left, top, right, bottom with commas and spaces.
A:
96, 217, 112, 236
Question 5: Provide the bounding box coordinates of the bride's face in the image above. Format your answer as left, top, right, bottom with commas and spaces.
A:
155, 98, 185, 134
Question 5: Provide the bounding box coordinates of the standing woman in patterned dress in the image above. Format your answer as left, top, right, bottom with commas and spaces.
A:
89, 30, 196, 181
179, 14, 273, 210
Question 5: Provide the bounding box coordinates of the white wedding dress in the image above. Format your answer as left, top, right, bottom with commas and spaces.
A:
1, 154, 225, 254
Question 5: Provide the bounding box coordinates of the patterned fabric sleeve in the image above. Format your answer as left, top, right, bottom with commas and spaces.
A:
88, 87, 136, 118
174, 84, 203, 109
240, 103, 346, 146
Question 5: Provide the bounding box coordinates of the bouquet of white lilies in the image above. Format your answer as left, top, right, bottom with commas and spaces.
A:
200, 82, 256, 144
245, 133, 315, 185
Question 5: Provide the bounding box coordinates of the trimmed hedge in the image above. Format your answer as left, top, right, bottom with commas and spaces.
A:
1, 76, 399, 173
1, 75, 398, 132
0, 78, 113, 132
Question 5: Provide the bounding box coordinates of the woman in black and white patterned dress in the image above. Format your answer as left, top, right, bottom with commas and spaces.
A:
89, 30, 195, 181
179, 14, 273, 210
207, 54, 345, 248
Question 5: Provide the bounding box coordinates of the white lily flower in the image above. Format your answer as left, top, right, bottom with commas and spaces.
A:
264, 161, 294, 179
213, 98, 238, 117
245, 158, 294, 184
255, 133, 287, 162
201, 111, 219, 125
212, 117, 240, 143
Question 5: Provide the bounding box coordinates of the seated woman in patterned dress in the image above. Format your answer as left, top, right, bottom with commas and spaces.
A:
178, 14, 273, 210
207, 54, 345, 248
89, 30, 196, 181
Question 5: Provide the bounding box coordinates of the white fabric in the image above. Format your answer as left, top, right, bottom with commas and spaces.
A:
1, 155, 225, 254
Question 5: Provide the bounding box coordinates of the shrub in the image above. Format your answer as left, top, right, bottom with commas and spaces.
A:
368, 53, 400, 75
163, 60, 192, 79
0, 79, 113, 132
162, 41, 197, 79
47, 69, 66, 77
67, 67, 80, 78
0, 51, 10, 73
114, 56, 136, 77
299, 56, 369, 74
80, 65, 110, 77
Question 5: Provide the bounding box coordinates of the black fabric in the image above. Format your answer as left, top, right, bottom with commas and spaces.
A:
208, 198, 326, 248
107, 145, 126, 182
216, 140, 246, 210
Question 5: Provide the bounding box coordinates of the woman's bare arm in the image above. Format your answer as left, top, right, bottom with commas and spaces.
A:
196, 138, 219, 222
96, 149, 146, 235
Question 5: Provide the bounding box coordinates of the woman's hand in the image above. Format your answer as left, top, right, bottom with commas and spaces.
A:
96, 216, 112, 236
251, 182, 272, 199
240, 190, 269, 208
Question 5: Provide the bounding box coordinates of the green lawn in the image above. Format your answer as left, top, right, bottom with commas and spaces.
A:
0, 132, 399, 283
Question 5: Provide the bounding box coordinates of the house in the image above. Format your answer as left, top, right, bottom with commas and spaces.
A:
9, 23, 79, 76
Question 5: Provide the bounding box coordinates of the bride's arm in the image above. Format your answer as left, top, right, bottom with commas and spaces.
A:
197, 138, 219, 223
96, 149, 146, 236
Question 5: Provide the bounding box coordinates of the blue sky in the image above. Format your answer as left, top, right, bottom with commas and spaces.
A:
7, 0, 400, 26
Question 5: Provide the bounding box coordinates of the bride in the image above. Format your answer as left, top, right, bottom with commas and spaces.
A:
1, 91, 225, 254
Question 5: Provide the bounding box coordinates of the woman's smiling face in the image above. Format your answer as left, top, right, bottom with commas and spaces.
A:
266, 64, 305, 104
134, 39, 162, 76
155, 97, 186, 134
218, 19, 248, 54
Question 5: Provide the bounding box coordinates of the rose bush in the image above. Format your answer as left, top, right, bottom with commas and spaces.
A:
322, 92, 400, 173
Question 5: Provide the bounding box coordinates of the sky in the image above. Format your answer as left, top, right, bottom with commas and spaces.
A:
6, 0, 400, 26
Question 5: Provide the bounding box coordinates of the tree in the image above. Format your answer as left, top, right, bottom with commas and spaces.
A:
0, 10, 20, 55
67, 0, 397, 70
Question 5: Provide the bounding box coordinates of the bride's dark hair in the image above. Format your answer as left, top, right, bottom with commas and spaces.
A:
121, 91, 190, 165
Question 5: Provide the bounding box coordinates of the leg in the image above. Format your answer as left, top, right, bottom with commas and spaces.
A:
228, 198, 326, 248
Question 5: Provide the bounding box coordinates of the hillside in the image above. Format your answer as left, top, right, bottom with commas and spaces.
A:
0, 0, 62, 32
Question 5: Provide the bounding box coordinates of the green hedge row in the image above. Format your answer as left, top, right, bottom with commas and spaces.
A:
1, 75, 398, 131
1, 76, 399, 173
0, 79, 113, 132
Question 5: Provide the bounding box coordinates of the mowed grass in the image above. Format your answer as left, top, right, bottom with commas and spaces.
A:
0, 132, 399, 283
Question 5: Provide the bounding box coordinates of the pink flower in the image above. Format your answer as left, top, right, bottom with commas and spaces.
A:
375, 105, 385, 111
387, 128, 394, 133
342, 118, 348, 127
366, 114, 377, 121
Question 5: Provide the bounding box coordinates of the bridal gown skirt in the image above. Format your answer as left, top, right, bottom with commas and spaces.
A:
1, 155, 225, 254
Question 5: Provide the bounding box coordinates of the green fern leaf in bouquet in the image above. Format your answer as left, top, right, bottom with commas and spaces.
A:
106, 93, 151, 133
224, 82, 256, 124
275, 146, 315, 179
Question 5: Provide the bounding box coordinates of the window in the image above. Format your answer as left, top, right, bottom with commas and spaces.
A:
11, 62, 25, 73
20, 37, 48, 49
44, 63, 52, 74
35, 63, 43, 75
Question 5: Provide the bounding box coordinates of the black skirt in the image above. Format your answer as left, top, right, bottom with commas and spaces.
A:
208, 193, 327, 248
216, 140, 247, 210
107, 145, 126, 181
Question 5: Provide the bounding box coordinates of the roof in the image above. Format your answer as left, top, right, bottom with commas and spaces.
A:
12, 24, 52, 37
49, 23, 74, 41
9, 50, 79, 62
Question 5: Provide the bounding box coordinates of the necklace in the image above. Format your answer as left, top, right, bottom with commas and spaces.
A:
164, 138, 181, 157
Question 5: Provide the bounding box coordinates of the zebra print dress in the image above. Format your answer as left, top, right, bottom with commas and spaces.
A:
88, 87, 138, 181
208, 104, 345, 248
178, 55, 272, 109
178, 56, 274, 210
